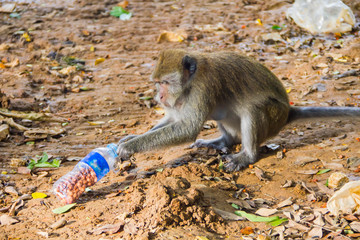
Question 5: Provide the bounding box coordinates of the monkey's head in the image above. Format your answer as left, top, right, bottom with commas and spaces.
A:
151, 49, 197, 109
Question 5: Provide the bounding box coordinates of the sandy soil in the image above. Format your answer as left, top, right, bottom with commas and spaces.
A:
1, 0, 360, 239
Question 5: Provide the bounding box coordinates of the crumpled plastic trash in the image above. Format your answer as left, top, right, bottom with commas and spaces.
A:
327, 181, 360, 216
286, 0, 356, 34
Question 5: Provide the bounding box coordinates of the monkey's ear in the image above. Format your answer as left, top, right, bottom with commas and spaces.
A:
182, 55, 197, 84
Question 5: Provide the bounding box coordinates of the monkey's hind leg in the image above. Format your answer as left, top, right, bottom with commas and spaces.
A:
224, 112, 261, 172
190, 123, 237, 153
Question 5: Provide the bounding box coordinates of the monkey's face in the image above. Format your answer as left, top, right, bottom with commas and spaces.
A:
153, 72, 183, 109
151, 49, 197, 109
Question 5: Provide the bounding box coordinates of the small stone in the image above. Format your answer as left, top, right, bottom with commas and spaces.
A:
276, 151, 284, 159
50, 218, 67, 229
328, 172, 349, 189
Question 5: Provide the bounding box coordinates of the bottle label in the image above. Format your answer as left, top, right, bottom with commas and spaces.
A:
80, 152, 110, 181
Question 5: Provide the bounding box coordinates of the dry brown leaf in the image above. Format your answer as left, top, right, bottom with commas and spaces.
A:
4, 186, 19, 196
0, 124, 9, 141
314, 212, 325, 226
118, 0, 129, 8
157, 31, 187, 43
344, 214, 359, 221
194, 23, 227, 32
302, 214, 315, 222
296, 169, 318, 175
9, 199, 24, 216
0, 214, 19, 225
316, 182, 334, 196
254, 167, 269, 181
277, 197, 293, 208
308, 227, 323, 238
347, 233, 360, 238
59, 66, 76, 75
0, 43, 10, 51
105, 192, 121, 199
4, 58, 19, 68
92, 223, 123, 235
286, 220, 310, 231
213, 208, 245, 221
350, 221, 360, 233
24, 127, 65, 140
240, 226, 254, 235
294, 156, 319, 166
282, 180, 294, 188
0, 206, 10, 213
226, 199, 254, 210
0, 3, 16, 13
36, 232, 49, 238
255, 208, 278, 217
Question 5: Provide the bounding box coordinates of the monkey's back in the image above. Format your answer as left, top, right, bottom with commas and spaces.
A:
195, 51, 291, 139
202, 52, 288, 102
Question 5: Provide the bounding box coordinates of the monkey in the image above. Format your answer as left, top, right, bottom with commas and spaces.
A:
117, 49, 360, 172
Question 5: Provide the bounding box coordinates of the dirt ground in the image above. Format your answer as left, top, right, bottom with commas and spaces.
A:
1, 0, 360, 239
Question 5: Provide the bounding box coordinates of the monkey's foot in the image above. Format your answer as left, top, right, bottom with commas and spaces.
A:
190, 138, 229, 153
224, 152, 257, 172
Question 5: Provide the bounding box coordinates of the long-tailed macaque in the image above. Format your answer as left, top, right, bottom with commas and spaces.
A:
117, 49, 360, 171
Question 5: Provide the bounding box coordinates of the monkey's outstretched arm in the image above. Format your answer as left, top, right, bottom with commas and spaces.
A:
117, 119, 204, 159
118, 115, 173, 144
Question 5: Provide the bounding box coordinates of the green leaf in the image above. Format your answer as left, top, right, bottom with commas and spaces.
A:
10, 13, 21, 18
27, 152, 61, 170
39, 152, 48, 163
268, 217, 288, 226
219, 159, 224, 171
26, 141, 35, 145
272, 25, 282, 30
234, 210, 279, 222
62, 122, 69, 126
235, 210, 288, 226
80, 86, 92, 91
110, 6, 129, 17
325, 179, 329, 187
156, 168, 164, 172
231, 203, 239, 209
52, 203, 77, 214
30, 159, 61, 168
317, 169, 331, 175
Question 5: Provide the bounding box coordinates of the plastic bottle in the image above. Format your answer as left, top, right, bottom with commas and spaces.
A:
53, 143, 118, 204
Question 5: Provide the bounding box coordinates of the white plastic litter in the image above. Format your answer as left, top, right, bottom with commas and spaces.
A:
327, 181, 360, 216
286, 0, 356, 34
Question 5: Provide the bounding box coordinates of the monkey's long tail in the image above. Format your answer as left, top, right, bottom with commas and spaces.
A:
287, 106, 360, 123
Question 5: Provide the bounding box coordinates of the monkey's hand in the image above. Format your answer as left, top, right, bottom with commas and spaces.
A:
117, 143, 134, 160
224, 152, 256, 172
190, 137, 230, 153
118, 134, 138, 144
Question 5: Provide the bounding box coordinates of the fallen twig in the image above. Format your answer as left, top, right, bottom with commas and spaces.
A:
0, 116, 29, 131
0, 108, 66, 122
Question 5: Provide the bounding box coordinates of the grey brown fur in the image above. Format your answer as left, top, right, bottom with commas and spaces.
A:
117, 49, 360, 171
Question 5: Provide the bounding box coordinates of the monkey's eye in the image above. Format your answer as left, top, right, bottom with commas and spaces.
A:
161, 80, 169, 85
